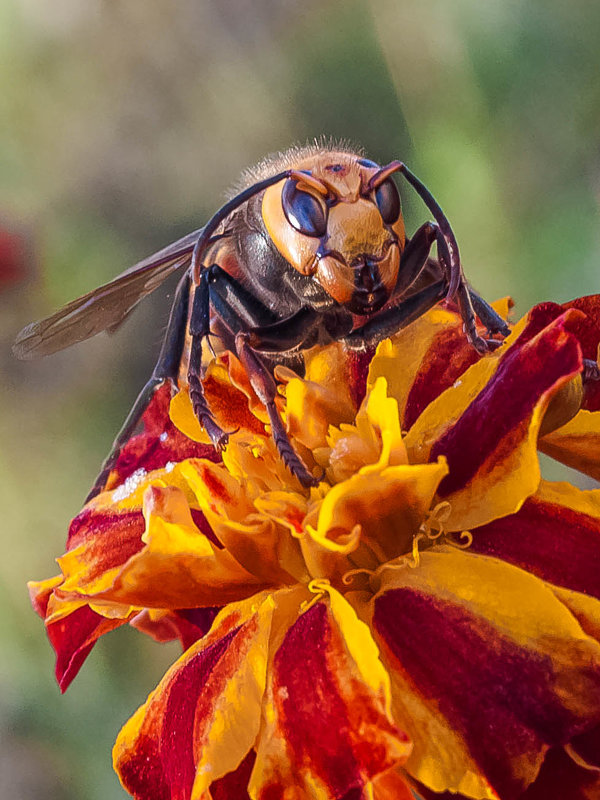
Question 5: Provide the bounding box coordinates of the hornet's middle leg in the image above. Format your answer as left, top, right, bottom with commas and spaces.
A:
187, 269, 232, 450
188, 264, 322, 486
235, 330, 318, 487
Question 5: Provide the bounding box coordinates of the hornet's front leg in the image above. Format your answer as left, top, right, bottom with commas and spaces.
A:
397, 222, 509, 352
468, 287, 511, 341
343, 278, 510, 354
186, 263, 292, 449
344, 280, 448, 349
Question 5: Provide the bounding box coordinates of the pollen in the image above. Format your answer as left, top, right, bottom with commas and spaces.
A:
111, 468, 147, 502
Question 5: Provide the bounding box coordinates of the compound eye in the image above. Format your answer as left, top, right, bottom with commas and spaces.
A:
281, 179, 327, 238
374, 178, 401, 225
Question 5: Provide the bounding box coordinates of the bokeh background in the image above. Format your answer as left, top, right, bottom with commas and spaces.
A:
1, 1, 599, 797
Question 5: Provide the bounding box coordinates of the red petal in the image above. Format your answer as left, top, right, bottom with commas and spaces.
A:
564, 294, 600, 411
346, 347, 376, 409
210, 750, 255, 800
105, 382, 219, 493
570, 723, 600, 770
520, 746, 600, 800
129, 607, 221, 650
47, 605, 128, 692
173, 607, 221, 649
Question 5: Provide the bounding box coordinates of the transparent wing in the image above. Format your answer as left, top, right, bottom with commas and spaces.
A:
13, 228, 203, 360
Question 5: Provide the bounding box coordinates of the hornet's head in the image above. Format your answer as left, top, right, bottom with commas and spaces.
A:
262, 151, 406, 314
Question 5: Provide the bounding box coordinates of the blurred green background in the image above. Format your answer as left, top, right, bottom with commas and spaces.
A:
1, 1, 599, 797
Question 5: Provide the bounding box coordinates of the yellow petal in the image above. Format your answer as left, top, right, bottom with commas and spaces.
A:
304, 458, 448, 584
540, 408, 600, 481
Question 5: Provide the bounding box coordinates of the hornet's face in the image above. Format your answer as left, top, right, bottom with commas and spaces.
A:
262, 152, 406, 315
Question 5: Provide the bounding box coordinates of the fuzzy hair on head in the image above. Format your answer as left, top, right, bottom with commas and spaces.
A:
227, 136, 366, 198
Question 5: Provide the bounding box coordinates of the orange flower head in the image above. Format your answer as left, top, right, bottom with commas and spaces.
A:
29, 294, 600, 800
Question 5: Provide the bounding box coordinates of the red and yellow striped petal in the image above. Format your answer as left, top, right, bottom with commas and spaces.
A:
364, 547, 600, 800
367, 298, 511, 432
304, 458, 448, 584
180, 458, 307, 583
250, 588, 411, 800
30, 458, 244, 686
368, 306, 479, 432
170, 358, 267, 444
57, 451, 211, 594
114, 592, 277, 800
58, 506, 147, 595
61, 484, 268, 609
469, 480, 600, 599
405, 310, 583, 530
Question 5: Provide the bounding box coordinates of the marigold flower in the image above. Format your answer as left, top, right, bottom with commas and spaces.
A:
30, 295, 600, 800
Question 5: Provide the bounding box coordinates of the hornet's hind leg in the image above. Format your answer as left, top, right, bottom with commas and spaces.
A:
86, 272, 190, 501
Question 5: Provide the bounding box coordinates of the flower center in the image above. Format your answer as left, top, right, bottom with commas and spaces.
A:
340, 501, 473, 594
